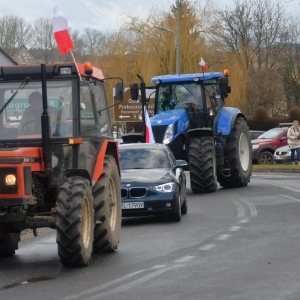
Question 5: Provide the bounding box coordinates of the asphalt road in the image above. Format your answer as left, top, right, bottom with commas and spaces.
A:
1, 172, 300, 300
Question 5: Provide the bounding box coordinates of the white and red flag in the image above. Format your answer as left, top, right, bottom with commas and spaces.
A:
52, 7, 74, 55
199, 57, 208, 71
144, 106, 155, 143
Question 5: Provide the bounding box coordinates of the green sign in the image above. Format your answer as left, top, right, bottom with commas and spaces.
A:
4, 97, 64, 111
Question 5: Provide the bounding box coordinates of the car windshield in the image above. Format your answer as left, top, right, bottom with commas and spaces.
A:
258, 128, 285, 139
120, 148, 170, 170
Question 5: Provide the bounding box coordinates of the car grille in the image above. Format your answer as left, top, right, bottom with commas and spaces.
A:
121, 187, 147, 198
275, 150, 287, 155
152, 125, 168, 143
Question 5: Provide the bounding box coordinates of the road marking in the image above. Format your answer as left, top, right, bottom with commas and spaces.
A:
198, 244, 215, 250
228, 226, 241, 232
215, 234, 231, 240
240, 218, 249, 223
281, 195, 300, 202
61, 266, 165, 300
232, 199, 244, 218
173, 256, 195, 263
240, 197, 257, 217
266, 182, 300, 193
84, 265, 183, 300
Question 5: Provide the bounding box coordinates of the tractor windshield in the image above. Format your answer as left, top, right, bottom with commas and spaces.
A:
157, 83, 203, 112
0, 80, 73, 140
0, 79, 112, 141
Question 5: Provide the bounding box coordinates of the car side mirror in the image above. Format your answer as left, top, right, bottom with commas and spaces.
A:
280, 136, 287, 141
175, 159, 188, 167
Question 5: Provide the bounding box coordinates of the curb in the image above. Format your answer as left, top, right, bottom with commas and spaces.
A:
252, 168, 300, 173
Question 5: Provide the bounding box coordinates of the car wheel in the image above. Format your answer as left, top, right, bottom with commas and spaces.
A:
169, 194, 182, 222
181, 186, 188, 214
258, 151, 273, 164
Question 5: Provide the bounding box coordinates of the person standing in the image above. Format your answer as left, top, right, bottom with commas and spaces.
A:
287, 120, 300, 165
128, 127, 135, 133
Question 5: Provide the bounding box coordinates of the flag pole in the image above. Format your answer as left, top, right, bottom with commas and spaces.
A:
69, 49, 82, 81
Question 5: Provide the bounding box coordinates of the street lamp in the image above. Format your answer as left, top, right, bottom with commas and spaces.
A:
155, 26, 180, 74
154, 0, 180, 73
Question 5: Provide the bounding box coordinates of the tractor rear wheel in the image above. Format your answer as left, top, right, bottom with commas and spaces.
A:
217, 117, 252, 188
56, 176, 94, 267
93, 155, 121, 252
189, 137, 217, 193
0, 231, 20, 256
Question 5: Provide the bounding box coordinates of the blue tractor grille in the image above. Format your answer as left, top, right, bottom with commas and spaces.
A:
152, 125, 168, 143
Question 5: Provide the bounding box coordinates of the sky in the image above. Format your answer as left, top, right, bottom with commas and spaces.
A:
0, 0, 299, 33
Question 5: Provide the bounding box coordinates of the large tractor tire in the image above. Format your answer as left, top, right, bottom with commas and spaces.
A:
217, 116, 252, 188
56, 177, 94, 267
93, 155, 121, 253
189, 137, 217, 193
0, 231, 20, 256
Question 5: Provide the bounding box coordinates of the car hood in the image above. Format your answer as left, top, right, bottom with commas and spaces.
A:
251, 138, 273, 144
121, 169, 172, 184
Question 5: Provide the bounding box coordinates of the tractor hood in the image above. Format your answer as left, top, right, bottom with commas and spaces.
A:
150, 109, 189, 127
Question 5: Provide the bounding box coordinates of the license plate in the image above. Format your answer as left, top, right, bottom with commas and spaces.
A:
122, 202, 144, 209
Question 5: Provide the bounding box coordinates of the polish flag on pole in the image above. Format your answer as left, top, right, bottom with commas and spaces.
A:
199, 57, 209, 71
52, 7, 74, 55
144, 106, 155, 143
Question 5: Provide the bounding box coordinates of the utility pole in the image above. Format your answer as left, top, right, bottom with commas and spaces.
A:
154, 0, 180, 74
176, 0, 180, 74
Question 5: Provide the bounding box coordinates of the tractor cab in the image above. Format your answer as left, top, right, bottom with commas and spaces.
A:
151, 72, 230, 159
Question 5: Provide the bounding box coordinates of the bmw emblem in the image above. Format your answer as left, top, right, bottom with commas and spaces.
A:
126, 184, 131, 187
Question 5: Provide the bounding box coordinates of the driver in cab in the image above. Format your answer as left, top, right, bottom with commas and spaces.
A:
19, 91, 63, 136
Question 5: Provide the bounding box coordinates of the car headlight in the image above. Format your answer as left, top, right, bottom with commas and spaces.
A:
252, 144, 259, 149
163, 124, 173, 144
153, 182, 175, 193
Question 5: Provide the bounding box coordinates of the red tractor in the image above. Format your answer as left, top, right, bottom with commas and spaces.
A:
0, 62, 123, 267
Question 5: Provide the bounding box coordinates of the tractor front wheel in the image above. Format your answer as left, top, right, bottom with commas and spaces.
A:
189, 137, 217, 193
93, 155, 121, 253
56, 176, 94, 267
0, 231, 20, 256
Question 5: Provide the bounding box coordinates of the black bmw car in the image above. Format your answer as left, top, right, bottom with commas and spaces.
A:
119, 143, 187, 222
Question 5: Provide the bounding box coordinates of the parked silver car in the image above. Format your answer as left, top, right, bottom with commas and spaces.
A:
273, 145, 292, 164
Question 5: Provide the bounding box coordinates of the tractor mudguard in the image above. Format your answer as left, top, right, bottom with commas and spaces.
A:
215, 107, 245, 136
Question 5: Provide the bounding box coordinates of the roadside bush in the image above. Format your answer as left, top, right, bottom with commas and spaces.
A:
289, 107, 300, 122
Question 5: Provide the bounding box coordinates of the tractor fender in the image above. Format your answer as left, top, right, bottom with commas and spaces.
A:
64, 140, 120, 187
91, 140, 120, 186
215, 107, 246, 136
187, 127, 214, 139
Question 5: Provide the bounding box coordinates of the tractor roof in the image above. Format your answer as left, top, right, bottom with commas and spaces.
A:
151, 72, 223, 84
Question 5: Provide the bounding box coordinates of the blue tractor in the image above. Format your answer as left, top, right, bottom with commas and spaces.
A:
127, 71, 252, 193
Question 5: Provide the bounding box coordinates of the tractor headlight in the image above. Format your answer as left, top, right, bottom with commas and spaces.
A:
5, 174, 17, 186
163, 124, 173, 144
153, 182, 175, 193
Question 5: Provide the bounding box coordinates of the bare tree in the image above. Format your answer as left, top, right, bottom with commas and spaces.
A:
32, 18, 54, 63
279, 17, 300, 110
82, 28, 106, 63
0, 16, 32, 55
216, 0, 291, 114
